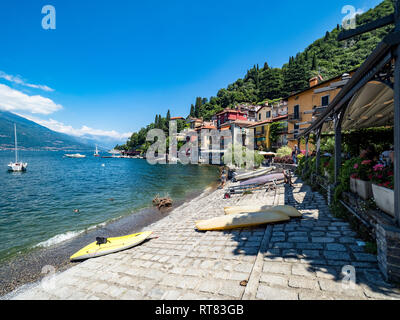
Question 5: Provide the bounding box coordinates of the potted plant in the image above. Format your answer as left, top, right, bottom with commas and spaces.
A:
371, 164, 394, 217
353, 159, 374, 200
350, 173, 358, 194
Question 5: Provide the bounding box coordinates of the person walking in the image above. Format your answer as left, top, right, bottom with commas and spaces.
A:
292, 145, 299, 164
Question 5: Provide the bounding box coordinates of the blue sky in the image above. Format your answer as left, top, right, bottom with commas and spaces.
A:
0, 0, 382, 142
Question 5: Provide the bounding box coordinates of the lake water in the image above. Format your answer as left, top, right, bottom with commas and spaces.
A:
0, 151, 219, 264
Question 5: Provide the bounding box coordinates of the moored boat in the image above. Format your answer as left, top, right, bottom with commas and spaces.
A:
64, 153, 86, 158
94, 145, 100, 157
233, 166, 275, 181
8, 124, 27, 172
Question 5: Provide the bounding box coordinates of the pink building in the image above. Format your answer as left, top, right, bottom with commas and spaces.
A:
215, 109, 247, 128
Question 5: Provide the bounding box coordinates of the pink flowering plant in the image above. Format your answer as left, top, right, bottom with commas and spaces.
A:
351, 157, 375, 181
371, 164, 394, 190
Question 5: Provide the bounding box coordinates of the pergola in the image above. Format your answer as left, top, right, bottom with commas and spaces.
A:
298, 1, 400, 227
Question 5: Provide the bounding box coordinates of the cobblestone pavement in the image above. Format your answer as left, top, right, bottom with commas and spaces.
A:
8, 178, 400, 300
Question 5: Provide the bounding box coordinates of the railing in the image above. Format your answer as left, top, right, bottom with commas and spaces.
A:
287, 113, 302, 122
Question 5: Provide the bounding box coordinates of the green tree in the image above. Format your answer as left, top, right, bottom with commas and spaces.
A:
259, 68, 284, 100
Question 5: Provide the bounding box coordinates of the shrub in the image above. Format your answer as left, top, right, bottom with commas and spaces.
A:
352, 157, 375, 181
274, 155, 293, 164
276, 146, 292, 158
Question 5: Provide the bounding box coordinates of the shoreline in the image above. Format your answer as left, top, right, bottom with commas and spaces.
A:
0, 179, 219, 298
3, 176, 400, 300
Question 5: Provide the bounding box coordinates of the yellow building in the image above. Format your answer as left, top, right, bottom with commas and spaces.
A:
256, 105, 273, 122
286, 72, 355, 149
249, 120, 272, 150
248, 115, 288, 151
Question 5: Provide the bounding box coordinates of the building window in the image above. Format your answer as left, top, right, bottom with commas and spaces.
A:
266, 111, 271, 118
321, 95, 330, 106
261, 126, 265, 134
259, 114, 261, 120
294, 105, 300, 119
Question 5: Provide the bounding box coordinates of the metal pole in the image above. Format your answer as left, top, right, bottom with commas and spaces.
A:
14, 123, 18, 163
394, 0, 400, 226
334, 113, 342, 185
316, 129, 321, 174
305, 136, 309, 160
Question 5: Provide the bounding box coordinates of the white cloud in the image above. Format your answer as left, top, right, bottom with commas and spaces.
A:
0, 71, 54, 92
18, 114, 132, 141
0, 84, 62, 115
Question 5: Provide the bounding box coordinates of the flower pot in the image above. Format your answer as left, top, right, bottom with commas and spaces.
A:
355, 179, 372, 200
350, 177, 357, 194
372, 184, 395, 217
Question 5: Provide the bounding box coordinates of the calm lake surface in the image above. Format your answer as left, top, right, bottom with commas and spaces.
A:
0, 151, 219, 264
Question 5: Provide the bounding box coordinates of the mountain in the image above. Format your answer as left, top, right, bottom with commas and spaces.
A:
119, 0, 395, 151
74, 134, 126, 151
0, 111, 93, 151
191, 0, 395, 120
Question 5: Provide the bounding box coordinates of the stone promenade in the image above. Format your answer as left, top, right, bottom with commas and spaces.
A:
8, 177, 400, 300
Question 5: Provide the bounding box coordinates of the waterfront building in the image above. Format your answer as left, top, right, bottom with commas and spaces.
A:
286, 72, 354, 149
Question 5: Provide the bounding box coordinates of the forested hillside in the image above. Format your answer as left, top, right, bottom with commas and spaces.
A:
120, 0, 394, 151
0, 111, 91, 151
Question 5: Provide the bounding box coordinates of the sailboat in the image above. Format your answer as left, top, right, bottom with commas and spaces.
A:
94, 145, 100, 157
8, 124, 28, 172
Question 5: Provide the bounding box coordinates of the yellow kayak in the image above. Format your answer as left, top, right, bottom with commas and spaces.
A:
195, 211, 290, 231
224, 205, 302, 217
70, 231, 153, 261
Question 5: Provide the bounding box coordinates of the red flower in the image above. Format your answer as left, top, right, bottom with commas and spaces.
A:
361, 160, 372, 165
373, 164, 384, 172
354, 164, 359, 169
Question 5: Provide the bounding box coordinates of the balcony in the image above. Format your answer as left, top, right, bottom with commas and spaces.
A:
287, 113, 302, 123
313, 106, 328, 114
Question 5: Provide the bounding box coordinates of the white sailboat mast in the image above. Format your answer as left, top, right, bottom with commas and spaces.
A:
14, 123, 18, 163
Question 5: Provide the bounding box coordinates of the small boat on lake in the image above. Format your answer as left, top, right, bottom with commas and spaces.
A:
64, 153, 86, 158
8, 124, 28, 172
94, 145, 100, 157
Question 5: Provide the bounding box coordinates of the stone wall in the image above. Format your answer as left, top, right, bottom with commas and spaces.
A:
342, 191, 400, 284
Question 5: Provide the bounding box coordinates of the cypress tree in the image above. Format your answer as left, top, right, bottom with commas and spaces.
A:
312, 54, 318, 70
166, 109, 171, 122
194, 97, 202, 118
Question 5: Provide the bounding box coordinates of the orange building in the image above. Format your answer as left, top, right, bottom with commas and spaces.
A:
286, 71, 355, 150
